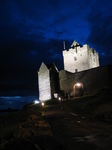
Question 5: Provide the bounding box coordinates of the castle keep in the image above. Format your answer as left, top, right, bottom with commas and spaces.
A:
63, 41, 99, 73
38, 40, 111, 101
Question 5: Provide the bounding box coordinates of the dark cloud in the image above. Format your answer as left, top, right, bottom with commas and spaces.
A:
0, 36, 66, 94
0, 0, 112, 95
86, 0, 112, 65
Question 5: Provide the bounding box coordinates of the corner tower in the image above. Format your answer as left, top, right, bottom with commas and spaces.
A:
38, 62, 51, 101
38, 62, 59, 101
63, 40, 99, 73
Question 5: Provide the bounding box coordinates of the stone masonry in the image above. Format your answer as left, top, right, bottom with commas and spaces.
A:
37, 40, 111, 101
63, 41, 99, 73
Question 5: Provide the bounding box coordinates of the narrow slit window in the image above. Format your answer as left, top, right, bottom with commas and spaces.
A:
74, 57, 77, 61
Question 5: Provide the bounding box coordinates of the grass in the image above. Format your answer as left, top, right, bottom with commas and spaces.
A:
37, 88, 112, 121
63, 88, 112, 120
43, 98, 60, 105
0, 105, 52, 148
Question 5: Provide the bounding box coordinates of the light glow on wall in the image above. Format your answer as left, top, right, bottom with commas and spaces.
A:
41, 102, 45, 106
75, 83, 81, 87
58, 97, 61, 101
74, 82, 84, 97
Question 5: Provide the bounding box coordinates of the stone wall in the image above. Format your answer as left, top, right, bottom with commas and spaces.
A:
38, 62, 60, 101
38, 63, 51, 101
48, 63, 60, 98
59, 65, 112, 96
62, 42, 99, 73
88, 48, 99, 68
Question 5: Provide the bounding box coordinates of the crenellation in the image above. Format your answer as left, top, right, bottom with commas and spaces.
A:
63, 41, 99, 73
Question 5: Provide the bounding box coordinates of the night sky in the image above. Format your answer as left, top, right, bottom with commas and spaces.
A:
0, 0, 112, 96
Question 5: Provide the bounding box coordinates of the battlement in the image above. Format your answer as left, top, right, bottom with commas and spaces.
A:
63, 44, 89, 56
63, 41, 99, 73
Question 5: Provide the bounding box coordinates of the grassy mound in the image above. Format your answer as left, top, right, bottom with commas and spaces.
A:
63, 88, 112, 121
0, 105, 52, 149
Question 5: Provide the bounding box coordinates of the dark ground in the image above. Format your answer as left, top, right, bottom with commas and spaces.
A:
1, 99, 112, 150
43, 104, 112, 150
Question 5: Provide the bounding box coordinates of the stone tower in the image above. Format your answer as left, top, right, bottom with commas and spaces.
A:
38, 62, 59, 101
63, 40, 99, 73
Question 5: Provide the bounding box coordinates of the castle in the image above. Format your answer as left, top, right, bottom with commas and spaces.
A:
63, 41, 99, 73
38, 40, 111, 101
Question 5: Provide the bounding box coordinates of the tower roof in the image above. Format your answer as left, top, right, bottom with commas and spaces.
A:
71, 40, 82, 48
46, 63, 58, 72
38, 62, 58, 72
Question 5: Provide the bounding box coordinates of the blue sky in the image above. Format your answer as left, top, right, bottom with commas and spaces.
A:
0, 0, 112, 95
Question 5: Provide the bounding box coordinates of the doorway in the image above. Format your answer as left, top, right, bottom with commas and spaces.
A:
73, 83, 84, 97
